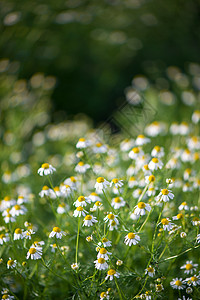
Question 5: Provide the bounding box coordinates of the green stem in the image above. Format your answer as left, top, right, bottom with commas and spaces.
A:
76, 217, 81, 264
114, 277, 125, 300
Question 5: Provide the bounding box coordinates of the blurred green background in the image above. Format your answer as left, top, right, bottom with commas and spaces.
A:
1, 0, 200, 122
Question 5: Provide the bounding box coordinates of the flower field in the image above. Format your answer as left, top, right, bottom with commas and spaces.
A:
0, 60, 200, 299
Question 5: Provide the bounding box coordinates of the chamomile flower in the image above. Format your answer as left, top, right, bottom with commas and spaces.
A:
192, 110, 200, 123
172, 213, 184, 221
57, 203, 69, 214
128, 176, 138, 188
196, 233, 200, 243
92, 201, 103, 211
39, 186, 51, 197
17, 195, 28, 205
93, 142, 107, 154
88, 192, 101, 203
100, 291, 109, 299
135, 134, 150, 146
97, 248, 112, 260
148, 158, 163, 171
180, 261, 198, 274
142, 164, 151, 176
64, 176, 78, 190
156, 188, 174, 203
105, 269, 120, 281
37, 163, 56, 176
75, 161, 90, 173
145, 175, 156, 185
71, 263, 79, 270
7, 258, 17, 269
94, 258, 108, 270
27, 246, 42, 260
124, 232, 140, 246
50, 243, 57, 253
133, 202, 151, 216
95, 177, 110, 193
73, 206, 87, 217
116, 259, 123, 266
111, 197, 126, 209
14, 228, 24, 240
23, 229, 35, 240
1, 196, 16, 210
83, 215, 97, 227
4, 213, 16, 224
76, 137, 90, 149
0, 233, 10, 245
49, 227, 66, 239
145, 265, 155, 277
110, 178, 124, 188
160, 218, 174, 231
178, 202, 189, 210
191, 217, 200, 226
129, 147, 144, 160
185, 274, 200, 286
170, 278, 185, 289
151, 146, 165, 158
147, 187, 156, 197
101, 237, 112, 247
181, 149, 192, 162
104, 213, 119, 225
10, 204, 27, 217
74, 195, 91, 207
1, 293, 15, 300
60, 184, 72, 198
108, 220, 118, 231
120, 138, 134, 151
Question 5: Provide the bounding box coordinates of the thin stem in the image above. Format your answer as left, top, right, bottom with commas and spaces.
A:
114, 277, 125, 300
75, 217, 81, 264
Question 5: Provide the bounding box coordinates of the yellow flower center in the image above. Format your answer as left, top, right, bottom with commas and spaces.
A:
177, 213, 183, 219
191, 276, 197, 281
78, 161, 84, 166
76, 206, 83, 211
6, 213, 11, 217
98, 258, 105, 264
100, 292, 107, 298
7, 259, 14, 266
18, 196, 24, 199
42, 186, 49, 190
54, 186, 59, 192
4, 196, 11, 201
29, 248, 36, 254
15, 228, 22, 234
112, 178, 119, 183
152, 158, 159, 163
99, 248, 107, 254
85, 215, 92, 220
79, 138, 85, 142
0, 234, 5, 239
91, 192, 97, 196
130, 176, 136, 181
161, 189, 169, 195
138, 134, 145, 139
95, 201, 102, 206
148, 175, 155, 182
53, 227, 61, 233
161, 218, 169, 225
154, 146, 161, 151
96, 143, 102, 147
185, 263, 193, 270
70, 176, 77, 182
78, 196, 85, 202
175, 280, 182, 286
107, 269, 116, 275
193, 217, 200, 221
143, 164, 149, 170
111, 220, 116, 226
138, 202, 146, 209
132, 147, 139, 153
114, 197, 121, 203
181, 202, 187, 206
107, 214, 115, 220
97, 177, 104, 183
102, 238, 108, 243
2, 295, 9, 299
127, 232, 135, 239
42, 163, 49, 169
14, 205, 20, 210
147, 267, 154, 273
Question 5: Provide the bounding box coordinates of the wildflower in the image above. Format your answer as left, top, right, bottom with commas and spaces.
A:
148, 158, 163, 171
32, 241, 45, 248
111, 197, 126, 209
3, 213, 16, 224
145, 121, 166, 137
108, 220, 118, 231
71, 263, 79, 270
135, 134, 150, 146
10, 204, 27, 217
128, 176, 138, 188
170, 278, 185, 289
191, 217, 200, 226
142, 164, 151, 176
97, 248, 112, 260
14, 228, 24, 240
73, 206, 87, 217
145, 266, 155, 277
27, 246, 42, 260
192, 110, 200, 123
186, 287, 193, 294
64, 176, 78, 190
166, 157, 180, 169
184, 274, 200, 286
74, 196, 91, 207
179, 122, 190, 135
180, 232, 187, 238
93, 143, 107, 154
88, 192, 101, 203
60, 184, 72, 198
105, 269, 120, 281
57, 203, 69, 214
101, 237, 112, 247
0, 233, 10, 245
1, 293, 15, 300
124, 232, 140, 246
49, 227, 66, 239
76, 137, 90, 149
104, 213, 119, 226
39, 186, 51, 197
156, 188, 174, 203
155, 284, 164, 292
181, 149, 192, 162
172, 213, 184, 221
110, 178, 124, 188
94, 258, 108, 270
120, 138, 134, 151
197, 233, 200, 243
180, 261, 198, 274
116, 259, 123, 266
160, 218, 174, 231
86, 236, 93, 242
83, 215, 97, 227
7, 258, 17, 269
151, 146, 165, 158
92, 201, 103, 211
95, 177, 110, 193
145, 175, 156, 185
129, 147, 144, 160
50, 243, 57, 253
133, 202, 151, 216
178, 202, 189, 210
1, 196, 16, 210
147, 187, 156, 197
100, 291, 109, 299
75, 161, 90, 173
23, 229, 35, 239
17, 195, 28, 205
37, 163, 56, 176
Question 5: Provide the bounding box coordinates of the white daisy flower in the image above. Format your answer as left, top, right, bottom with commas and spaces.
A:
23, 229, 35, 240
178, 202, 189, 210
27, 246, 42, 260
160, 218, 174, 231
14, 228, 24, 240
192, 110, 200, 123
39, 186, 52, 197
128, 176, 138, 188
142, 164, 151, 176
75, 161, 90, 173
170, 278, 185, 290
37, 163, 56, 176
73, 206, 87, 217
57, 203, 69, 214
60, 184, 72, 198
129, 147, 144, 160
95, 177, 110, 193
83, 215, 97, 227
1, 293, 15, 300
116, 260, 123, 266
71, 263, 79, 270
191, 217, 200, 226
133, 202, 151, 216
135, 134, 150, 146
187, 136, 200, 150
76, 137, 90, 149
124, 232, 140, 246
156, 188, 174, 203
151, 146, 165, 158
145, 174, 156, 185
111, 197, 126, 209
145, 265, 155, 277
1, 196, 16, 210
179, 122, 190, 135
92, 201, 103, 211
181, 149, 192, 162
120, 138, 134, 151
172, 213, 184, 221
180, 261, 198, 274
0, 233, 10, 245
166, 157, 180, 169
94, 258, 108, 270
97, 248, 112, 260
101, 237, 112, 247
88, 192, 101, 203
197, 233, 200, 243
104, 213, 119, 225
50, 243, 57, 253
105, 269, 120, 281
10, 204, 27, 217
184, 274, 200, 286
148, 157, 163, 171
49, 227, 66, 239
108, 220, 118, 231
7, 258, 17, 269
110, 178, 124, 188
145, 121, 166, 137
17, 195, 29, 205
93, 143, 107, 154
100, 291, 109, 299
147, 187, 156, 197
74, 195, 91, 207
64, 176, 78, 190
4, 213, 16, 224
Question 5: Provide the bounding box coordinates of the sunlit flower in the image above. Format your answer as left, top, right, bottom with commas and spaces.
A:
160, 218, 174, 231
101, 237, 112, 247
133, 202, 151, 216
151, 146, 165, 158
192, 110, 200, 123
75, 161, 90, 173
180, 261, 198, 274
129, 147, 144, 160
64, 176, 78, 190
110, 178, 124, 188
14, 228, 24, 240
116, 259, 123, 266
105, 269, 120, 281
100, 291, 109, 299
1, 196, 16, 210
7, 258, 17, 269
95, 177, 110, 193
111, 197, 126, 209
27, 246, 42, 260
94, 258, 108, 270
120, 138, 134, 151
184, 274, 200, 286
76, 137, 90, 149
57, 203, 69, 214
170, 278, 185, 289
71, 263, 79, 270
93, 142, 107, 154
145, 265, 155, 277
156, 188, 174, 203
83, 215, 97, 227
135, 134, 150, 146
73, 206, 87, 217
0, 233, 10, 244
37, 163, 56, 176
191, 217, 200, 226
88, 192, 101, 203
3, 213, 16, 224
148, 158, 163, 171
181, 149, 192, 162
145, 175, 156, 185
23, 229, 35, 240
92, 201, 103, 211
49, 227, 66, 239
128, 176, 138, 188
172, 213, 184, 221
104, 213, 119, 225
60, 184, 72, 198
108, 220, 118, 231
39, 186, 51, 197
178, 202, 189, 210
10, 204, 27, 217
124, 232, 140, 246
50, 243, 57, 253
97, 248, 112, 260
74, 195, 91, 207
17, 195, 29, 205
